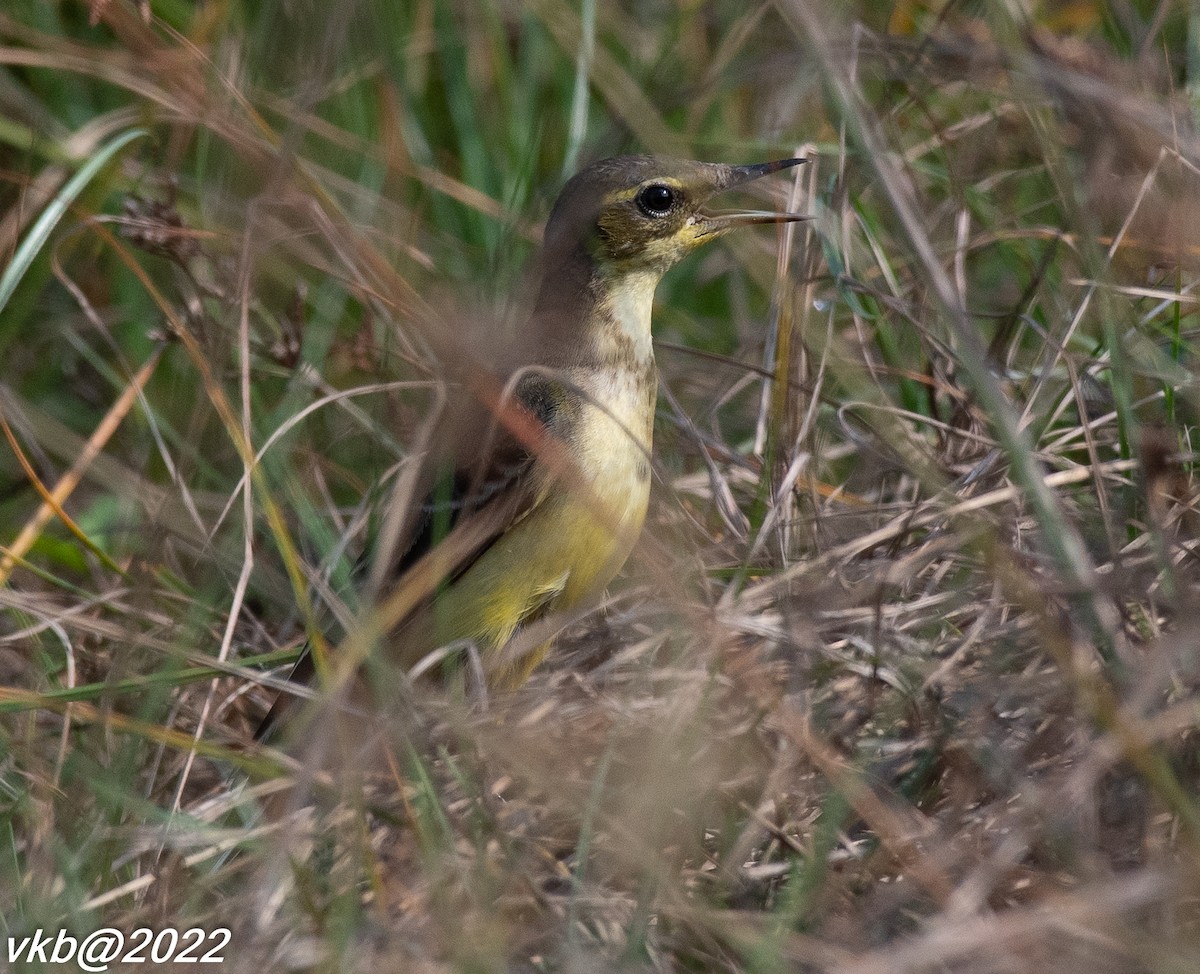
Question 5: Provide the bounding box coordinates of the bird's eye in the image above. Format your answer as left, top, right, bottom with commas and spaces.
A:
636, 184, 676, 217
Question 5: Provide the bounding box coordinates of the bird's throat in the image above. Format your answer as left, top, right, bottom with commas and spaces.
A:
590, 268, 659, 369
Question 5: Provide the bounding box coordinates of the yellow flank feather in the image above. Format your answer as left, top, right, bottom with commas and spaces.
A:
411, 345, 658, 684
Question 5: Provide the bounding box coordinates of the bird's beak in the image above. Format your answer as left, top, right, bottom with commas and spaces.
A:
698, 157, 809, 233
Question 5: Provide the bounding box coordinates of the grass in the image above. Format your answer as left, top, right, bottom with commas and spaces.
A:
3, 0, 1200, 971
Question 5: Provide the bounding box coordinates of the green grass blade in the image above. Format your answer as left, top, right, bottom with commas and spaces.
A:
0, 126, 147, 316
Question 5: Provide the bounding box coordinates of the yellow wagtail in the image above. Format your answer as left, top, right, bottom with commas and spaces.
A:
259, 155, 805, 738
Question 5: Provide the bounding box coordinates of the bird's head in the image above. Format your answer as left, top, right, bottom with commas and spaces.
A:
542, 155, 807, 277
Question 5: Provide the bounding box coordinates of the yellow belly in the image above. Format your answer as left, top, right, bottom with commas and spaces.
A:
411, 372, 654, 685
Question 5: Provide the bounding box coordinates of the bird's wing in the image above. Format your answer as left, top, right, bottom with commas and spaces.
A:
255, 371, 565, 739
388, 367, 566, 581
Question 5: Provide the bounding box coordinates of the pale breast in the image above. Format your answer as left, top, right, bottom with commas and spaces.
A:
570, 365, 657, 532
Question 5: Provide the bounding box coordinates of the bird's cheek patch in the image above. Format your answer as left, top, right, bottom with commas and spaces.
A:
640, 235, 690, 265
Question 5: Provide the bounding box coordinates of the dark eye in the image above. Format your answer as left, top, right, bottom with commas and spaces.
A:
636, 184, 675, 216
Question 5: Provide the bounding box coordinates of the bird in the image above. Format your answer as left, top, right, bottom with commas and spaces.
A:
258, 154, 806, 741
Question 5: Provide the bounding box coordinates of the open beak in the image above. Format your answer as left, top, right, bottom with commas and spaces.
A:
699, 157, 809, 233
